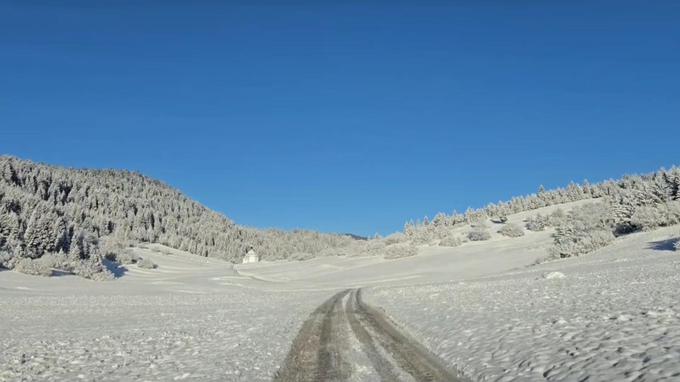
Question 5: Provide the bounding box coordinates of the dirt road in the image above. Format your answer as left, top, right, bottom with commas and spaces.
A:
274, 288, 466, 382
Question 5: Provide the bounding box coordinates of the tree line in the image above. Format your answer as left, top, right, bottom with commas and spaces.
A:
400, 166, 680, 256
0, 156, 355, 278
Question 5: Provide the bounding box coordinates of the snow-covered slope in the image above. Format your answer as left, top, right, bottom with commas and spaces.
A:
237, 200, 595, 289
365, 226, 680, 381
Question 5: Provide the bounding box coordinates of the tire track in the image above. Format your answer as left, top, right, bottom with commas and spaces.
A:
274, 288, 466, 382
344, 290, 401, 381
317, 289, 352, 381
354, 289, 461, 382
274, 289, 351, 382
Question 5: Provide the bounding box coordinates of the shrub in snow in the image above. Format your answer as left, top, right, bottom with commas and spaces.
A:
288, 252, 314, 261
103, 252, 115, 261
465, 209, 488, 225
630, 206, 665, 231
551, 203, 615, 258
629, 202, 680, 231
491, 215, 508, 224
468, 223, 491, 241
406, 222, 453, 245
0, 250, 13, 269
89, 269, 115, 281
34, 252, 75, 272
14, 257, 53, 277
668, 201, 680, 223
410, 234, 433, 245
383, 243, 418, 259
342, 241, 373, 257
72, 258, 114, 281
403, 218, 448, 246
384, 232, 406, 245
439, 235, 462, 247
498, 223, 524, 237
137, 257, 157, 269
549, 208, 567, 226
554, 229, 615, 258
99, 235, 129, 257
9, 251, 112, 278
364, 240, 387, 257
319, 247, 350, 257
118, 250, 140, 265
525, 214, 548, 231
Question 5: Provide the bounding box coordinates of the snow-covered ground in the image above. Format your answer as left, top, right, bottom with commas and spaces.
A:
0, 246, 329, 382
2, 201, 679, 381
365, 226, 680, 381
236, 200, 595, 289
0, 290, 329, 382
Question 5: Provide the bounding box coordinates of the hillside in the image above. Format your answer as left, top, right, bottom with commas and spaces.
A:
2, 156, 680, 281
0, 156, 355, 279
393, 166, 680, 260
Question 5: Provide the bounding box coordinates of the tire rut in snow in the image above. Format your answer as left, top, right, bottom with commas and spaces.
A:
344, 289, 401, 381
274, 288, 465, 382
317, 289, 352, 381
353, 289, 463, 382
274, 289, 351, 382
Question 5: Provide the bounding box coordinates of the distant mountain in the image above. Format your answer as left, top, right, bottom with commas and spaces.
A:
342, 233, 368, 241
0, 156, 355, 278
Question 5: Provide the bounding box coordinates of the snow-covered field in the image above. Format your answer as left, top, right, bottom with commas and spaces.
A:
365, 227, 680, 381
0, 290, 328, 381
2, 202, 679, 381
0, 247, 329, 382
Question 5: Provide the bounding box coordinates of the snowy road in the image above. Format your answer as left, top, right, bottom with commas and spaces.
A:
275, 288, 466, 382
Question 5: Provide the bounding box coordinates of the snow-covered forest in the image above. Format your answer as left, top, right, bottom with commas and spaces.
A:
0, 156, 355, 278
2, 155, 680, 280
401, 167, 680, 257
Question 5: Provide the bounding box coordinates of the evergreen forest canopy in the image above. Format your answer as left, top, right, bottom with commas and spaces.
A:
0, 156, 355, 278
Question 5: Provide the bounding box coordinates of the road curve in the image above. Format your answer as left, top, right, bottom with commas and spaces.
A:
274, 288, 467, 382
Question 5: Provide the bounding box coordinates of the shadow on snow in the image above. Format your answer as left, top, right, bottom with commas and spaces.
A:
103, 259, 128, 278
647, 238, 679, 252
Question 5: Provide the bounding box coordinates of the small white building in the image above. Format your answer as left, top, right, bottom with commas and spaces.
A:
242, 248, 259, 264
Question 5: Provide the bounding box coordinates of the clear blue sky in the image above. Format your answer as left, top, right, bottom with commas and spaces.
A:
1, 1, 679, 236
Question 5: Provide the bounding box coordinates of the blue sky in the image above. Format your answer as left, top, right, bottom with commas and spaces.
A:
1, 1, 679, 236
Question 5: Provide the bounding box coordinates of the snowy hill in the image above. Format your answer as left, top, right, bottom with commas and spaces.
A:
3, 156, 680, 281
0, 156, 355, 279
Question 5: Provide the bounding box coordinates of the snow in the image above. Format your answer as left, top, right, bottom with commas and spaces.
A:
364, 226, 680, 381
0, 290, 328, 381
0, 246, 329, 381
1, 200, 679, 381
